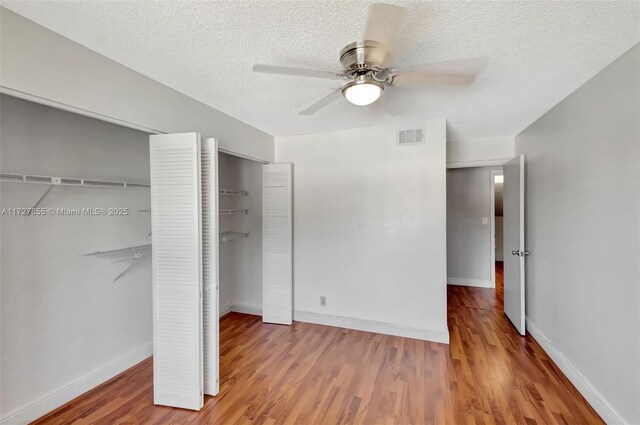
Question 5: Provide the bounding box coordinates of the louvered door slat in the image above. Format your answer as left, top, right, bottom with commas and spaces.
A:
201, 138, 219, 396
262, 164, 293, 325
150, 133, 203, 410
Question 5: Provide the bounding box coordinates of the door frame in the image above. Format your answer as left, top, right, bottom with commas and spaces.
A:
490, 169, 503, 288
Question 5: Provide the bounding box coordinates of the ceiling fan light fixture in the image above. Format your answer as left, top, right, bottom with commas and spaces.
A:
342, 77, 384, 106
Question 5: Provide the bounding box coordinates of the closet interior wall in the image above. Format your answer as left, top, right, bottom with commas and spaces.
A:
217, 153, 263, 316
0, 94, 152, 418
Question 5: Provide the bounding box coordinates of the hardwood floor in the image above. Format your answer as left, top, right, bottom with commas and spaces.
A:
448, 261, 504, 311
33, 262, 602, 425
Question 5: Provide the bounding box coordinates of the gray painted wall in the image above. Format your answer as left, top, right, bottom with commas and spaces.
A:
1, 95, 152, 418
516, 43, 639, 424
447, 166, 502, 286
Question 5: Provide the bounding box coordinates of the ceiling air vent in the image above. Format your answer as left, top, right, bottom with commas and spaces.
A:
397, 127, 425, 146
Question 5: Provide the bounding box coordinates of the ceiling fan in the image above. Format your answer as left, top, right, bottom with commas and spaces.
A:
252, 3, 488, 115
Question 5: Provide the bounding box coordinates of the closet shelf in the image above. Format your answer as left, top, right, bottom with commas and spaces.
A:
219, 208, 249, 215
219, 189, 248, 196
85, 244, 152, 261
84, 244, 152, 282
1, 173, 150, 211
0, 173, 150, 189
220, 232, 249, 243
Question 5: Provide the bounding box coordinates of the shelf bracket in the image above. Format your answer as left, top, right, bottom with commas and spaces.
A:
113, 259, 138, 283
85, 244, 151, 282
30, 185, 55, 212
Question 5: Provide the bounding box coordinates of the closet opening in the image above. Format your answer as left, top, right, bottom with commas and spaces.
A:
150, 133, 293, 410
218, 152, 264, 319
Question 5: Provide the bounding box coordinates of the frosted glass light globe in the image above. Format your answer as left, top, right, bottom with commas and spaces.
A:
342, 79, 383, 106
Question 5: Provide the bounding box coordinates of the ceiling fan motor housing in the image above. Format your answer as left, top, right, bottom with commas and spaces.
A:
339, 40, 386, 76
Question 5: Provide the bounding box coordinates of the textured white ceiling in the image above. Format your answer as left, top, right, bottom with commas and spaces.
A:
4, 1, 639, 139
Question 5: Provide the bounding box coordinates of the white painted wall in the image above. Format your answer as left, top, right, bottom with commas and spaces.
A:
446, 137, 514, 168
275, 120, 448, 343
446, 166, 502, 287
218, 153, 263, 315
0, 95, 152, 423
0, 7, 274, 163
516, 43, 640, 424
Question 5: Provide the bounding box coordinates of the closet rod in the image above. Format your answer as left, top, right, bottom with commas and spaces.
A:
0, 173, 150, 188
219, 208, 249, 215
220, 232, 249, 242
219, 189, 248, 196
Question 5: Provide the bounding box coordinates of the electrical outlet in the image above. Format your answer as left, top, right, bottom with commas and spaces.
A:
320, 296, 326, 306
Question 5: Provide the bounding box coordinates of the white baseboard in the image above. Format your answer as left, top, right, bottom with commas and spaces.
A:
219, 302, 233, 317
0, 343, 152, 425
220, 302, 262, 317
224, 305, 447, 344
447, 277, 494, 288
221, 302, 263, 317
294, 310, 449, 344
230, 303, 262, 316
525, 318, 627, 425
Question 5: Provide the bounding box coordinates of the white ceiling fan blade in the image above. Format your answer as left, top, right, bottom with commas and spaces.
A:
377, 2, 432, 67
253, 64, 340, 80
393, 56, 489, 87
299, 90, 342, 115
364, 3, 406, 67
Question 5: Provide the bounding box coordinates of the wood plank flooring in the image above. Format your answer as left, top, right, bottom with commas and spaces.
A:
448, 261, 504, 311
33, 262, 602, 424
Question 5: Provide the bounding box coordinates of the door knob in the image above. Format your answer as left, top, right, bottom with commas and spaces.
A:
512, 249, 531, 257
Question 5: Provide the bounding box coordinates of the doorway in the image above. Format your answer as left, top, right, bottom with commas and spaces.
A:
446, 166, 504, 312
490, 170, 504, 310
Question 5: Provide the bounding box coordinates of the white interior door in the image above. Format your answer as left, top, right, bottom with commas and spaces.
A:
503, 154, 527, 335
150, 133, 203, 410
201, 138, 219, 396
262, 163, 293, 325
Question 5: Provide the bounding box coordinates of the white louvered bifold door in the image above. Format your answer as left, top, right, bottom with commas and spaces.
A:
262, 163, 293, 325
150, 133, 203, 410
201, 138, 219, 396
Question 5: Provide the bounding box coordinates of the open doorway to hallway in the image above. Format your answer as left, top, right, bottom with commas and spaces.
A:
491, 170, 504, 311
446, 166, 504, 311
